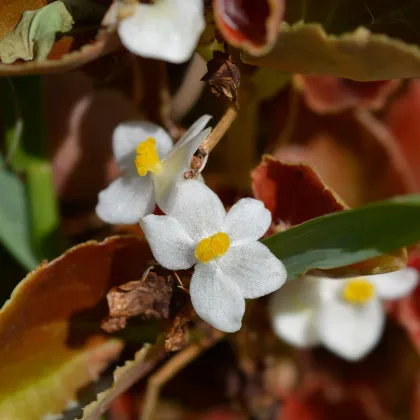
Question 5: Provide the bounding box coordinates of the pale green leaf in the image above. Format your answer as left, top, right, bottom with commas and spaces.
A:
0, 1, 74, 64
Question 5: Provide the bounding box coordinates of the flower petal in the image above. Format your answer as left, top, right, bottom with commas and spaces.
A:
367, 268, 419, 300
113, 121, 173, 172
270, 277, 323, 348
140, 215, 196, 269
96, 175, 154, 224
223, 198, 271, 245
174, 115, 212, 150
218, 241, 286, 298
159, 179, 226, 241
317, 298, 385, 361
190, 262, 245, 332
154, 128, 211, 211
118, 0, 205, 64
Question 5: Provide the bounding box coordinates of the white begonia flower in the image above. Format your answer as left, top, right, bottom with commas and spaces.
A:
270, 268, 419, 361
118, 0, 205, 64
140, 180, 288, 333
96, 115, 212, 224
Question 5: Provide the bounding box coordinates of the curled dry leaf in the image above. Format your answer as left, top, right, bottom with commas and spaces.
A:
244, 23, 420, 81
0, 235, 152, 420
213, 0, 285, 56
101, 269, 173, 333
101, 265, 193, 352
294, 76, 401, 115
252, 156, 407, 277
202, 51, 241, 107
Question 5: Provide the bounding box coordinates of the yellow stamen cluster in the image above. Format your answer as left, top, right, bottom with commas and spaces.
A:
342, 278, 375, 305
134, 137, 162, 176
195, 232, 230, 263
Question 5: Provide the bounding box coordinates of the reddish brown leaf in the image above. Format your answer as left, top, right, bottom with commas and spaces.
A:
251, 155, 406, 276
294, 76, 400, 115
213, 0, 284, 55
267, 86, 417, 207
385, 79, 420, 191
251, 155, 347, 228
0, 235, 152, 419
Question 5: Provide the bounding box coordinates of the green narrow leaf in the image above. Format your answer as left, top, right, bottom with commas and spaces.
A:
263, 194, 420, 280
0, 162, 39, 270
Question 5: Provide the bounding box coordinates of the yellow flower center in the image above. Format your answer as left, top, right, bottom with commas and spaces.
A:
342, 278, 375, 305
195, 232, 230, 263
134, 137, 162, 176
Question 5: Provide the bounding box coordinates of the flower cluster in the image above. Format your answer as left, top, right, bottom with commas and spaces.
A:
97, 114, 419, 359
97, 117, 287, 332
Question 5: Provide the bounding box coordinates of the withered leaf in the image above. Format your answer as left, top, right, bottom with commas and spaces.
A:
101, 270, 173, 333
164, 303, 193, 352
202, 51, 240, 107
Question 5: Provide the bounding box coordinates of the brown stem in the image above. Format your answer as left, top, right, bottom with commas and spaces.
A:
141, 333, 224, 420
201, 105, 238, 153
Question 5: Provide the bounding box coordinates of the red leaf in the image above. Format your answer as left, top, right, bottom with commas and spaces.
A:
213, 0, 284, 55
251, 155, 346, 228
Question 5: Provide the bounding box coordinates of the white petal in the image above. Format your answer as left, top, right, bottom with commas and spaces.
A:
140, 215, 196, 269
118, 0, 205, 63
218, 241, 287, 299
96, 175, 154, 224
174, 115, 212, 150
154, 128, 211, 212
113, 121, 173, 172
367, 268, 419, 300
190, 262, 245, 332
159, 179, 226, 241
223, 198, 271, 245
317, 298, 385, 361
269, 277, 323, 348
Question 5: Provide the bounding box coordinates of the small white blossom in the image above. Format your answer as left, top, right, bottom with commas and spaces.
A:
140, 180, 287, 333
270, 268, 419, 361
118, 0, 205, 63
96, 115, 211, 224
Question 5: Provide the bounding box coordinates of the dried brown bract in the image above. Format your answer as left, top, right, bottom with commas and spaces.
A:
202, 51, 241, 108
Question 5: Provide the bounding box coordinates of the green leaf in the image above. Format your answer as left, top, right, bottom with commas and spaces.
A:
244, 0, 420, 81
263, 194, 420, 280
0, 162, 39, 270
243, 22, 420, 81
0, 1, 74, 64
284, 0, 420, 45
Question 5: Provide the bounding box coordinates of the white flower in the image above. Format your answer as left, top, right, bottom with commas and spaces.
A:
270, 269, 419, 361
118, 0, 205, 64
96, 115, 211, 224
140, 180, 287, 333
